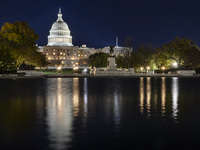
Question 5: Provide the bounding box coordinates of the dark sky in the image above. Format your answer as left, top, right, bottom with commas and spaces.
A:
1, 0, 200, 48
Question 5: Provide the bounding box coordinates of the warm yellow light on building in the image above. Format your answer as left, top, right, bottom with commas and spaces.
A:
57, 66, 62, 71
140, 67, 144, 71
73, 66, 79, 70
147, 66, 150, 70
162, 66, 165, 70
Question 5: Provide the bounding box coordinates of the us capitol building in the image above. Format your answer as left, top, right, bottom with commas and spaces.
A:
38, 8, 101, 68
38, 8, 125, 68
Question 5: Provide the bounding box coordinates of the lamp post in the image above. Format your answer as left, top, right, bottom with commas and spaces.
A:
140, 67, 144, 74
57, 66, 62, 74
173, 62, 178, 68
162, 66, 165, 74
146, 66, 150, 73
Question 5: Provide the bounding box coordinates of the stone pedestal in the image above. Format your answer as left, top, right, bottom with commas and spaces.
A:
106, 57, 117, 71
177, 70, 195, 76
91, 57, 135, 76
129, 68, 135, 74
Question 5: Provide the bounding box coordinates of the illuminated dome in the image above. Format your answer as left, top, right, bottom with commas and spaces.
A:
47, 8, 73, 46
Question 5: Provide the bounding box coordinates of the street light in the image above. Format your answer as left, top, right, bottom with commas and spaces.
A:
57, 66, 62, 71
146, 66, 150, 73
173, 62, 178, 68
162, 66, 165, 70
140, 67, 144, 74
162, 66, 165, 74
57, 66, 62, 74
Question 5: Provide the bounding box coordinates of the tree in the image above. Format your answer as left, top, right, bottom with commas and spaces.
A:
151, 48, 168, 69
184, 47, 200, 69
89, 53, 110, 67
0, 33, 17, 73
0, 21, 47, 72
115, 55, 123, 68
161, 37, 196, 69
1, 21, 40, 66
122, 37, 133, 68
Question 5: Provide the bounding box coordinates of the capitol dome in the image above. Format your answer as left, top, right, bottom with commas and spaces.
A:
47, 8, 73, 46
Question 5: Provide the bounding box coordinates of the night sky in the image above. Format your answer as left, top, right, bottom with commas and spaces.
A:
1, 0, 200, 48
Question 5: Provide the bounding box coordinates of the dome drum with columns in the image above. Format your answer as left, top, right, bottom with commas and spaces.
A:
47, 8, 73, 46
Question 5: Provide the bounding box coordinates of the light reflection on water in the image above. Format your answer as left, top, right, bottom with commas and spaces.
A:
45, 77, 180, 149
46, 78, 73, 150
2, 77, 198, 149
146, 77, 151, 117
114, 81, 120, 127
83, 78, 88, 117
172, 77, 179, 121
73, 78, 79, 117
161, 77, 166, 117
140, 77, 144, 114
138, 77, 179, 121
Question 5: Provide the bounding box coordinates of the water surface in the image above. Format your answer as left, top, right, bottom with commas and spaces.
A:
0, 77, 200, 150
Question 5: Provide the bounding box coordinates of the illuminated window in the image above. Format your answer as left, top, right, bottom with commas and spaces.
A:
60, 52, 62, 55
46, 53, 48, 56
53, 52, 55, 55
63, 53, 65, 55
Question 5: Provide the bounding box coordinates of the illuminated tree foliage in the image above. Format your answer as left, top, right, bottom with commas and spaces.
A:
159, 37, 197, 69
116, 37, 200, 71
0, 21, 46, 73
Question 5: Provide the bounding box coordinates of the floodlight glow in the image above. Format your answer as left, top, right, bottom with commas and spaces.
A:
147, 66, 150, 70
140, 67, 144, 70
162, 66, 165, 70
57, 66, 62, 71
173, 62, 178, 67
73, 66, 79, 70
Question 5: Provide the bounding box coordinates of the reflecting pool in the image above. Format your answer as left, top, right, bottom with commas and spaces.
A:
0, 77, 200, 150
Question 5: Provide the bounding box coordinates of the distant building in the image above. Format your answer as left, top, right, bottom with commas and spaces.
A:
38, 8, 100, 67
101, 37, 129, 57
102, 46, 125, 57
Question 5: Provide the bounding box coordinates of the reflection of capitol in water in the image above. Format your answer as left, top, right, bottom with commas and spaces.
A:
43, 77, 180, 149
45, 78, 88, 150
139, 77, 179, 121
46, 78, 74, 150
